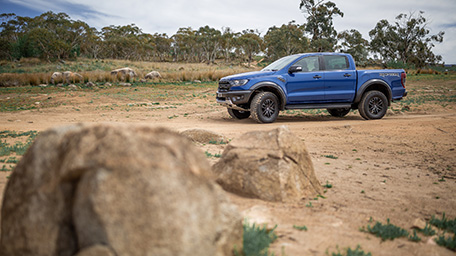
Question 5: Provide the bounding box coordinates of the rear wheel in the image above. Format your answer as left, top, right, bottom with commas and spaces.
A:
227, 108, 250, 119
358, 90, 388, 120
250, 92, 279, 123
327, 108, 351, 117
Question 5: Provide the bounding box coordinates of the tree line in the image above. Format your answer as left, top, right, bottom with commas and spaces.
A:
0, 0, 445, 68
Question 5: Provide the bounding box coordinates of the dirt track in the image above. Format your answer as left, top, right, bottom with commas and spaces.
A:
0, 84, 455, 255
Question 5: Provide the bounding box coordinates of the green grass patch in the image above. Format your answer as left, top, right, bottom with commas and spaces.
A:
323, 154, 338, 159
435, 234, 456, 251
293, 225, 308, 231
362, 219, 409, 241
235, 220, 277, 256
208, 139, 227, 145
408, 230, 421, 242
430, 213, 456, 234
418, 223, 436, 236
0, 130, 37, 156
331, 245, 372, 256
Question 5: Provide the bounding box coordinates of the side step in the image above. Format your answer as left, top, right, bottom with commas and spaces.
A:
285, 103, 352, 110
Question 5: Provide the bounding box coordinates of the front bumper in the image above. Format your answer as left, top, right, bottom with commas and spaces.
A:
216, 90, 252, 111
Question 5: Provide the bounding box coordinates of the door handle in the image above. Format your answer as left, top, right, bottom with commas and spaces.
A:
344, 73, 352, 77
313, 75, 322, 79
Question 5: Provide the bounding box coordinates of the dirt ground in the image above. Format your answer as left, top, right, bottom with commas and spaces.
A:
0, 80, 455, 255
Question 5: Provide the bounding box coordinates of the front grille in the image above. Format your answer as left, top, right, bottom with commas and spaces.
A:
218, 80, 231, 92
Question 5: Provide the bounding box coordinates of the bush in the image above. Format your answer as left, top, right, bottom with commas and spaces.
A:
236, 220, 277, 256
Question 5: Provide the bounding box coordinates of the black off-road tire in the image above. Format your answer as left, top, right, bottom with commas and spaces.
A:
358, 90, 388, 120
227, 108, 250, 119
250, 92, 279, 123
327, 108, 351, 117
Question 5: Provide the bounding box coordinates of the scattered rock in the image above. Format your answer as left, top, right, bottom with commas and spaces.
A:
38, 84, 47, 87
34, 102, 40, 105
51, 71, 83, 84
56, 83, 64, 87
181, 129, 226, 144
194, 80, 202, 83
139, 79, 147, 83
68, 84, 78, 89
86, 82, 95, 87
411, 218, 426, 230
145, 71, 161, 79
111, 67, 137, 78
426, 236, 438, 245
212, 126, 323, 202
242, 205, 274, 226
119, 82, 131, 87
0, 124, 242, 256
104, 82, 112, 87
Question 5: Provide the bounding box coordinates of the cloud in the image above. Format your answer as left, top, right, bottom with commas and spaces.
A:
4, 0, 456, 63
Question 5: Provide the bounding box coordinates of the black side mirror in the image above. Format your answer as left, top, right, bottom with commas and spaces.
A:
288, 65, 302, 73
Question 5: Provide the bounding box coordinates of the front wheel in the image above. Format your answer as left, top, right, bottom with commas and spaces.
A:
327, 108, 351, 117
250, 92, 279, 123
227, 108, 250, 119
358, 90, 388, 120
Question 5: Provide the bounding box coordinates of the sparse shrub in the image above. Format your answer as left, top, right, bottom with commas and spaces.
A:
293, 225, 307, 231
323, 181, 333, 188
408, 230, 421, 242
236, 220, 277, 256
331, 245, 372, 256
418, 223, 436, 236
363, 218, 409, 241
430, 213, 456, 234
435, 234, 456, 251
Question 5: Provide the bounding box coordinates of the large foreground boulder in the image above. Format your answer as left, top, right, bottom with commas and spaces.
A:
0, 124, 242, 256
213, 126, 323, 202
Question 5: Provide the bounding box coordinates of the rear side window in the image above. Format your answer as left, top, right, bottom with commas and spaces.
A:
323, 55, 349, 70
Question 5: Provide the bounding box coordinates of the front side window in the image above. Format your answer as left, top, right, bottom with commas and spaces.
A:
323, 55, 349, 70
293, 56, 320, 72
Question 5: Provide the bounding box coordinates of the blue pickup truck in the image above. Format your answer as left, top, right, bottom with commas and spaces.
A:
216, 52, 407, 123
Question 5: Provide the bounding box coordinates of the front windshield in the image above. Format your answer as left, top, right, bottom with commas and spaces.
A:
262, 55, 300, 71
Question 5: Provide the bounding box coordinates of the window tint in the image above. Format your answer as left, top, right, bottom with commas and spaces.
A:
324, 55, 349, 70
293, 56, 320, 72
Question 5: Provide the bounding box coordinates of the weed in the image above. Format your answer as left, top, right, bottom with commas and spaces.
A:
430, 213, 456, 234
323, 154, 338, 159
418, 223, 436, 236
235, 220, 277, 256
305, 202, 313, 208
208, 139, 227, 145
293, 225, 308, 231
408, 230, 421, 242
323, 181, 333, 189
362, 219, 409, 241
331, 245, 372, 256
435, 234, 456, 251
1, 165, 14, 172
438, 177, 446, 182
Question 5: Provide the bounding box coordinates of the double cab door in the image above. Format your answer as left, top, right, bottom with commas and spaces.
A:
286, 55, 356, 104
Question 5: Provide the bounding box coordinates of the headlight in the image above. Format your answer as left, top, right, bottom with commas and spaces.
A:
229, 79, 249, 87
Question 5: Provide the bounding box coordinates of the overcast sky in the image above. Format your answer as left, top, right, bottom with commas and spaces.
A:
2, 0, 456, 63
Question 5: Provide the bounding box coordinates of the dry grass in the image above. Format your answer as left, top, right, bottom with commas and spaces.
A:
0, 58, 258, 86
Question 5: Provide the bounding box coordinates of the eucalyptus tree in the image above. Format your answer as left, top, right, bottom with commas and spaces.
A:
299, 0, 343, 52
369, 11, 444, 67
264, 21, 309, 60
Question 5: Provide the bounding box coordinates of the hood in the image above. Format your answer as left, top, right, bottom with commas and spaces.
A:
221, 70, 275, 81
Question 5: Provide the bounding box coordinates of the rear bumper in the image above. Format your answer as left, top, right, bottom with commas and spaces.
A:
216, 90, 252, 110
